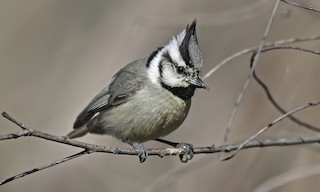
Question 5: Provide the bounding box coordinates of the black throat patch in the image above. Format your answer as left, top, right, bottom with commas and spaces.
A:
161, 83, 196, 100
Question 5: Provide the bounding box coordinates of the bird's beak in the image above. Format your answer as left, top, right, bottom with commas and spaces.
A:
190, 76, 206, 89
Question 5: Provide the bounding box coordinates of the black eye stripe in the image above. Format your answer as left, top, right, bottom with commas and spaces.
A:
162, 51, 188, 75
158, 61, 163, 78
163, 51, 174, 64
164, 51, 183, 67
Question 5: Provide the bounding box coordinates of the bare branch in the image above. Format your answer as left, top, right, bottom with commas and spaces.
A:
1, 0, 320, 190
0, 150, 91, 186
222, 100, 320, 160
253, 70, 320, 132
1, 112, 140, 156
256, 45, 320, 55
251, 45, 320, 132
204, 44, 320, 161
3, 110, 320, 155
203, 35, 320, 80
223, 0, 281, 143
203, 39, 320, 134
281, 0, 320, 14
2, 111, 320, 185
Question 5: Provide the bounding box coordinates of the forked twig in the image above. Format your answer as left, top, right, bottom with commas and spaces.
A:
222, 100, 320, 160
251, 45, 320, 132
203, 35, 320, 80
223, 0, 280, 142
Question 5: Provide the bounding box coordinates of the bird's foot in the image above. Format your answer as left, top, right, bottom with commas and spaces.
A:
125, 140, 148, 163
176, 143, 194, 163
154, 138, 193, 163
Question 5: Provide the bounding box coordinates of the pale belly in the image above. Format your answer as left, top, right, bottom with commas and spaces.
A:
96, 87, 191, 143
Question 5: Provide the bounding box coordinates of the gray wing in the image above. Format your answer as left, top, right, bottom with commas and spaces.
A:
73, 59, 148, 128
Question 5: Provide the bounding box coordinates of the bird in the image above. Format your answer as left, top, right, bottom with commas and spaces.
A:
67, 20, 205, 163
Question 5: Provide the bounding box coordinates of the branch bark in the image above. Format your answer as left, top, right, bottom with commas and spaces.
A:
2, 111, 320, 185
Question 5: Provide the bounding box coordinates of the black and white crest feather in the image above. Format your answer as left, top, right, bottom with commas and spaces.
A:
179, 21, 197, 67
146, 20, 204, 100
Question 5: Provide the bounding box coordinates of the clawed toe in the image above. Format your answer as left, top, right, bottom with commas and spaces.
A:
125, 140, 148, 163
176, 143, 194, 163
154, 139, 194, 162
136, 144, 148, 163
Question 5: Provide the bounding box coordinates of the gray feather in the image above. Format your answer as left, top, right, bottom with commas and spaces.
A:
73, 58, 148, 129
188, 35, 203, 70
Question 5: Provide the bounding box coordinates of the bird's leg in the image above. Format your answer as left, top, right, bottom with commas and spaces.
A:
124, 140, 148, 163
155, 138, 194, 163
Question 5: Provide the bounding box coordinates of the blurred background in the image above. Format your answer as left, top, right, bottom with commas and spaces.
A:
1, 0, 320, 191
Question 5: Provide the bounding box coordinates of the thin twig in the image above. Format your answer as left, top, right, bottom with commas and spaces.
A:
281, 0, 320, 14
203, 38, 320, 135
251, 45, 320, 132
203, 36, 320, 134
223, 0, 281, 143
203, 35, 320, 80
222, 100, 320, 160
0, 150, 91, 186
253, 70, 320, 132
256, 45, 320, 55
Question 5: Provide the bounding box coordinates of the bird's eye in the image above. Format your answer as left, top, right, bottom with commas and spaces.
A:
176, 66, 184, 74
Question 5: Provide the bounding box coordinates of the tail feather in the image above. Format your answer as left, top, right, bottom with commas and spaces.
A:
67, 126, 89, 139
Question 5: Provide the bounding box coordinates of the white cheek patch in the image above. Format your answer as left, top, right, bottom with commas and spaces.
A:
147, 29, 188, 87
161, 65, 181, 87
148, 52, 163, 85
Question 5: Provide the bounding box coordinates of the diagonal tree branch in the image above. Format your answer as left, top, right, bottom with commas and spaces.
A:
281, 0, 320, 14
220, 45, 320, 160
0, 150, 91, 186
251, 45, 320, 132
222, 100, 320, 160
